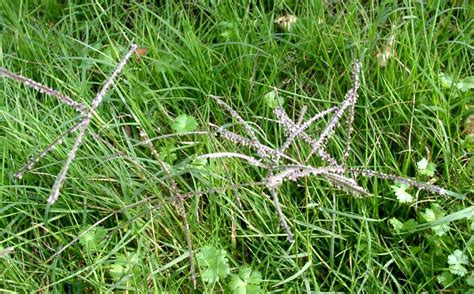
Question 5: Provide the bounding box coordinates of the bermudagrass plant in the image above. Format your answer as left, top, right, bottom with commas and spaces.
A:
2, 44, 138, 204
1, 45, 464, 288
199, 61, 465, 242
0, 43, 202, 287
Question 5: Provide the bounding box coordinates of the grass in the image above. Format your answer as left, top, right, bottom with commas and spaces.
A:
0, 0, 473, 292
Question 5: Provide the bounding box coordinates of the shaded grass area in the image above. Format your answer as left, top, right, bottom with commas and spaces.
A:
0, 0, 472, 292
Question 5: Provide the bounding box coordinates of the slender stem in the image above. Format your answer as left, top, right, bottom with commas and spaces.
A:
182, 209, 197, 288
269, 187, 294, 242
210, 95, 260, 144
274, 106, 340, 167
277, 107, 338, 161
47, 125, 87, 204
0, 67, 88, 114
15, 120, 83, 179
198, 152, 267, 168
351, 168, 463, 198
304, 61, 361, 163
138, 126, 196, 288
47, 44, 138, 204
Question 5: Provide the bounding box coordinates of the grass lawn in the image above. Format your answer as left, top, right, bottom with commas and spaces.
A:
0, 1, 473, 292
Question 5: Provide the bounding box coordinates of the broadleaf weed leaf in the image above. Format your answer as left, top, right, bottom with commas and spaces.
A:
402, 219, 418, 231
79, 226, 107, 253
437, 271, 454, 287
196, 245, 230, 283
439, 72, 474, 92
439, 73, 455, 89
457, 76, 474, 92
171, 114, 198, 133
447, 250, 469, 277
391, 182, 413, 203
388, 218, 419, 233
449, 263, 468, 277
417, 158, 436, 177
159, 144, 177, 163
467, 273, 474, 286
264, 90, 284, 109
389, 218, 403, 234
229, 266, 262, 294
420, 203, 450, 236
109, 252, 140, 282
